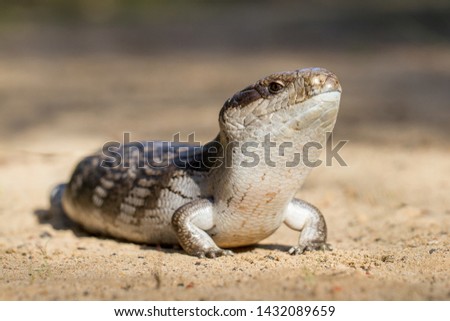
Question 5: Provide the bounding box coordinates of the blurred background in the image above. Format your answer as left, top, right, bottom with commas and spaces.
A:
0, 0, 449, 147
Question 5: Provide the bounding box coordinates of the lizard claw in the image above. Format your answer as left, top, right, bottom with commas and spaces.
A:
196, 248, 234, 259
288, 242, 332, 255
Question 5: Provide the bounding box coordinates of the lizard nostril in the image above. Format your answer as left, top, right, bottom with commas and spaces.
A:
311, 76, 322, 86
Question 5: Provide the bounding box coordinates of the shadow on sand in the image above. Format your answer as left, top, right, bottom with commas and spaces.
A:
34, 205, 294, 256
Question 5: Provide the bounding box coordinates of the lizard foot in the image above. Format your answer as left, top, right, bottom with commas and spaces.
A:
195, 248, 234, 259
288, 242, 332, 255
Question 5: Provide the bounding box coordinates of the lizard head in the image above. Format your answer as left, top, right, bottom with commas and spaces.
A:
219, 67, 342, 144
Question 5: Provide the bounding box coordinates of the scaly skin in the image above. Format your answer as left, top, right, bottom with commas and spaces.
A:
52, 67, 342, 258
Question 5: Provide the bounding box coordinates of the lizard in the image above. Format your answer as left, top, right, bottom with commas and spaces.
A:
50, 67, 342, 258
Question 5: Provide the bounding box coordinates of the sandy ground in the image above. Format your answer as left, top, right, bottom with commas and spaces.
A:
0, 47, 449, 300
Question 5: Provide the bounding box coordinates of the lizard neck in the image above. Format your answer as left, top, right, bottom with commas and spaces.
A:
206, 129, 324, 216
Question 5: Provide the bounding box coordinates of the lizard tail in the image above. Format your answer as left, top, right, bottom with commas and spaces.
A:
50, 183, 66, 216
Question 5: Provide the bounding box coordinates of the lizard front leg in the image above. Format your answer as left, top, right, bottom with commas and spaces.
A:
283, 198, 332, 255
172, 199, 234, 258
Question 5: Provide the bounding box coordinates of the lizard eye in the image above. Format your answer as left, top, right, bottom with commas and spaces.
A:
268, 81, 284, 94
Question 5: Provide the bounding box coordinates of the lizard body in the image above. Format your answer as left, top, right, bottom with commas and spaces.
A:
51, 67, 342, 257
